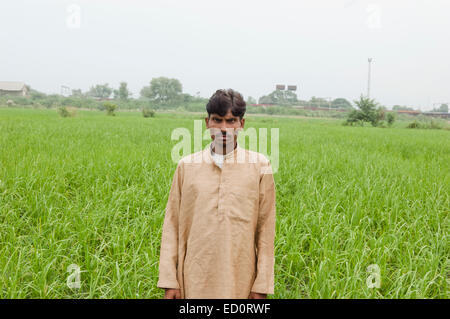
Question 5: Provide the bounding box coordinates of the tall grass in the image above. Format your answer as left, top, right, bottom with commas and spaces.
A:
0, 108, 448, 298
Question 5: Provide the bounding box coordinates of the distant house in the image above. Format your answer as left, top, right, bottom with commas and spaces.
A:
0, 81, 28, 96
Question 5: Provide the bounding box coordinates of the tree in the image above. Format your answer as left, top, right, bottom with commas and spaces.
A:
181, 93, 193, 103
439, 104, 448, 112
309, 96, 329, 108
257, 90, 297, 105
386, 113, 396, 126
87, 84, 113, 99
247, 96, 256, 104
392, 105, 414, 111
345, 109, 365, 125
258, 95, 273, 104
140, 77, 182, 105
30, 91, 47, 100
71, 89, 84, 98
346, 95, 380, 126
118, 82, 130, 100
432, 103, 449, 113
331, 98, 352, 109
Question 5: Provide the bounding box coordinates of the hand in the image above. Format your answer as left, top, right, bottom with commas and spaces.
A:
164, 288, 181, 299
248, 291, 267, 299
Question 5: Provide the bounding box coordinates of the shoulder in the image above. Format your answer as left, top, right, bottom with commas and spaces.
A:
178, 148, 208, 166
241, 147, 271, 165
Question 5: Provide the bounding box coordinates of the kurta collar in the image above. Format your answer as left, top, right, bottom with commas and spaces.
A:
206, 141, 243, 162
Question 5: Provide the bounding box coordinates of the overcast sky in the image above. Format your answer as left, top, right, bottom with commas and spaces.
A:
1, 0, 449, 110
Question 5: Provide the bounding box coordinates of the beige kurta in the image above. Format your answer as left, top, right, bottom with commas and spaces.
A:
157, 141, 276, 298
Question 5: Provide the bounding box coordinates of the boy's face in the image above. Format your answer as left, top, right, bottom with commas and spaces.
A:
205, 109, 245, 150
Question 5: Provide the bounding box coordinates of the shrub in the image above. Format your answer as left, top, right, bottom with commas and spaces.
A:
142, 107, 155, 118
386, 113, 396, 126
407, 121, 421, 129
103, 102, 117, 116
345, 109, 364, 126
406, 116, 445, 129
58, 106, 77, 117
347, 95, 380, 126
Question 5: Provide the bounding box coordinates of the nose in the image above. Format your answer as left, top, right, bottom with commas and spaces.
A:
220, 123, 227, 133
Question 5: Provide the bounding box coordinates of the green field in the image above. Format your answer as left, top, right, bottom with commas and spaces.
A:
0, 108, 448, 298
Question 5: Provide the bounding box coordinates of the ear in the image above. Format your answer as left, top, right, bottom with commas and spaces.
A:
205, 116, 209, 128
240, 117, 245, 129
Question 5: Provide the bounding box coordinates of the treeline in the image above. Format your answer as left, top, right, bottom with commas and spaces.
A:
254, 89, 353, 109
0, 77, 209, 112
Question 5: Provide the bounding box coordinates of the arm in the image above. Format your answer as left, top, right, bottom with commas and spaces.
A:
157, 161, 184, 293
250, 160, 276, 296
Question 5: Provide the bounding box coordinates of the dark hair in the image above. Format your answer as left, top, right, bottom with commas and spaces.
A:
206, 89, 246, 119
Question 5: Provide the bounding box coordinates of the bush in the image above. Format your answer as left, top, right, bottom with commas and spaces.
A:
41, 100, 55, 109
406, 116, 446, 129
142, 107, 155, 118
345, 109, 364, 126
58, 106, 77, 117
407, 121, 421, 129
103, 102, 117, 116
386, 113, 396, 126
347, 95, 380, 126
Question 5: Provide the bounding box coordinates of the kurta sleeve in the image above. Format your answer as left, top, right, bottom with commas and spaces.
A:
157, 160, 184, 289
251, 160, 276, 295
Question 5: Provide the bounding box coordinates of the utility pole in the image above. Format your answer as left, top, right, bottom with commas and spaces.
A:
367, 58, 372, 98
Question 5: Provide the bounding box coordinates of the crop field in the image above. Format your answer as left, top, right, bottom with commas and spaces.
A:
0, 108, 448, 298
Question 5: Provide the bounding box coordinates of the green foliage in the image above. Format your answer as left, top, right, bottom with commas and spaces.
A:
309, 96, 329, 107
331, 98, 352, 109
87, 84, 113, 99
118, 82, 130, 101
346, 95, 382, 126
392, 105, 415, 111
265, 106, 277, 115
259, 90, 298, 105
30, 91, 46, 100
142, 107, 155, 118
140, 77, 182, 105
57, 106, 76, 117
247, 96, 257, 104
103, 102, 117, 116
431, 103, 448, 113
386, 113, 396, 126
406, 116, 445, 129
71, 89, 84, 98
406, 121, 421, 129
345, 109, 365, 126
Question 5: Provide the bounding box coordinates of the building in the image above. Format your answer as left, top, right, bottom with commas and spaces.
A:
0, 81, 28, 96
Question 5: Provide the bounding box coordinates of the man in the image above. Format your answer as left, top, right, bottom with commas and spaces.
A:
157, 89, 276, 299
